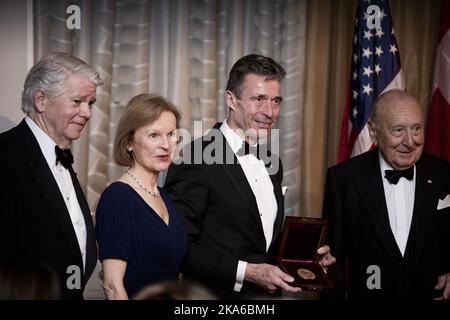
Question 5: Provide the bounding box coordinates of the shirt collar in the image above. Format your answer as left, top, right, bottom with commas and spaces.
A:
379, 152, 394, 172
220, 120, 255, 155
25, 116, 58, 169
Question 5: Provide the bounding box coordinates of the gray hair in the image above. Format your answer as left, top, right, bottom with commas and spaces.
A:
21, 52, 103, 114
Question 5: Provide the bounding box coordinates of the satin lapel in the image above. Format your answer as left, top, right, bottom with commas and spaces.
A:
217, 133, 265, 237
356, 150, 402, 263
68, 166, 97, 280
18, 121, 83, 267
408, 157, 436, 263
269, 160, 284, 244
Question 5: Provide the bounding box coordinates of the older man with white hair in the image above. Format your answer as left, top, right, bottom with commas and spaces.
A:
0, 52, 102, 300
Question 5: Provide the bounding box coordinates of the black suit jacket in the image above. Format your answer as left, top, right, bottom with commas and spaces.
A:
0, 120, 97, 300
323, 149, 450, 300
164, 123, 285, 298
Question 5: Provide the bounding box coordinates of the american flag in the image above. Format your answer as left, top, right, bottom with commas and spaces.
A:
338, 0, 405, 162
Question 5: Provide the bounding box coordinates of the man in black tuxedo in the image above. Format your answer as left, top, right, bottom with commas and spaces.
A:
0, 52, 102, 300
165, 54, 335, 298
323, 89, 450, 300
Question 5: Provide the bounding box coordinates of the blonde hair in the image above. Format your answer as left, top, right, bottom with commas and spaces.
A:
114, 94, 181, 167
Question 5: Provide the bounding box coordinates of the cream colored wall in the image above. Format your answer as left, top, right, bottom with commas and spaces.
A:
0, 0, 33, 132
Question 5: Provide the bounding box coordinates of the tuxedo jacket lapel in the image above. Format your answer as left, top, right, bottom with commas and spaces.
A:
407, 157, 436, 263
68, 166, 97, 281
269, 163, 284, 246
219, 136, 265, 238
214, 128, 284, 252
18, 121, 84, 269
356, 150, 402, 263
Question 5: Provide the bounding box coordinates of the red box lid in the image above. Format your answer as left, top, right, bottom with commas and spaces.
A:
277, 216, 333, 288
278, 216, 328, 261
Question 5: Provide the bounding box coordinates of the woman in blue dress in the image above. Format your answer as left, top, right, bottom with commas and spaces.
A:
95, 94, 187, 299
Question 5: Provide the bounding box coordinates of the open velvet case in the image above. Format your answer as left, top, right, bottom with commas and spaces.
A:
277, 216, 334, 289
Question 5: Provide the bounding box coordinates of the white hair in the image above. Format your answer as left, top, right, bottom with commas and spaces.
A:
21, 52, 103, 114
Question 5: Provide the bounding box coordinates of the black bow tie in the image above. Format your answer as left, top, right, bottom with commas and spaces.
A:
384, 166, 414, 184
236, 141, 260, 159
55, 146, 74, 169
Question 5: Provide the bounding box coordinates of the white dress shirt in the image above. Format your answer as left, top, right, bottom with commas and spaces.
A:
220, 121, 278, 291
379, 153, 415, 257
26, 117, 87, 269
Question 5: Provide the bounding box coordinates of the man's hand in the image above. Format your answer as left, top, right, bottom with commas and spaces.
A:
434, 273, 450, 300
245, 263, 302, 293
317, 245, 336, 272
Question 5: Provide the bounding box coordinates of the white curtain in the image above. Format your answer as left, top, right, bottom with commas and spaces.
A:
34, 0, 307, 217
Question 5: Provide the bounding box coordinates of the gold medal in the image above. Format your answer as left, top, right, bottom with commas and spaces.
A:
297, 268, 316, 280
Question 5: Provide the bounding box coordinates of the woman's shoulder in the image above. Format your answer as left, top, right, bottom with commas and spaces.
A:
96, 182, 138, 219
98, 181, 137, 204
103, 181, 132, 194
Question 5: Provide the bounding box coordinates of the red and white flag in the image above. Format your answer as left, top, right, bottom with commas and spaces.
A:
425, 0, 450, 162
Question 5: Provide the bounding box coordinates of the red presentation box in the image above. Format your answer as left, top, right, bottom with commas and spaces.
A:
277, 216, 333, 289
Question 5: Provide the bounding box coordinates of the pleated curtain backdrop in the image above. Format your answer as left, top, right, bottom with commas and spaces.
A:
33, 0, 440, 219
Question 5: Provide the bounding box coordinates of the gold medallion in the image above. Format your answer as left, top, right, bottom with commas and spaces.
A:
297, 268, 316, 280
